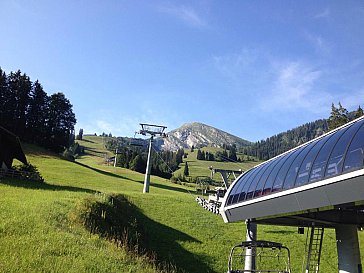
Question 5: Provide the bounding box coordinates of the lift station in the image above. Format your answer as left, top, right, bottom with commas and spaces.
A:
220, 116, 364, 273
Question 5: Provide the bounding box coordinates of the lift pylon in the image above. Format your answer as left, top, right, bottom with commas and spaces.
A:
136, 123, 167, 193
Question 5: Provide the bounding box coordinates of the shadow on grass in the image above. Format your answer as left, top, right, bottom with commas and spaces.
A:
264, 230, 296, 235
84, 147, 106, 156
79, 139, 95, 143
0, 178, 95, 194
152, 182, 196, 194
73, 161, 141, 183
74, 161, 196, 195
80, 194, 215, 273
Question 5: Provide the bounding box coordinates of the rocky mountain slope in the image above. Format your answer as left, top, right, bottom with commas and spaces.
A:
156, 122, 250, 151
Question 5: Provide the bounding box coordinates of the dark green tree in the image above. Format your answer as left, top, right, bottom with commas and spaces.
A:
355, 105, 364, 119
328, 102, 349, 131
76, 128, 84, 140
0, 67, 9, 127
46, 92, 76, 152
197, 149, 203, 160
130, 155, 146, 173
183, 161, 189, 176
26, 80, 49, 143
8, 70, 32, 135
229, 147, 238, 161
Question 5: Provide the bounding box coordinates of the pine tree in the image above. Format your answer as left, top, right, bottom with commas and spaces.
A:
328, 102, 349, 131
229, 147, 238, 161
8, 70, 32, 135
0, 67, 9, 127
130, 155, 146, 173
26, 80, 49, 144
338, 102, 349, 124
46, 92, 76, 152
183, 161, 189, 176
355, 105, 364, 119
76, 128, 84, 140
197, 149, 202, 160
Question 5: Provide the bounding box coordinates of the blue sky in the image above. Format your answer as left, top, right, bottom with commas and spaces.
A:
1, 1, 364, 141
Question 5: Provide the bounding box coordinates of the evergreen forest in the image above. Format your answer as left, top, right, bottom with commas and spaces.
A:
0, 67, 76, 153
241, 103, 364, 161
105, 137, 185, 179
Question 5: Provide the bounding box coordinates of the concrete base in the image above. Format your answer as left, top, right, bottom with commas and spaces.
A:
335, 225, 362, 273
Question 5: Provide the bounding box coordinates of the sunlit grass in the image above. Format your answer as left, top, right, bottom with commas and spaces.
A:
2, 136, 363, 272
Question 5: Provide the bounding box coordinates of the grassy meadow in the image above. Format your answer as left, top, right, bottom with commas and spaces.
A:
173, 146, 259, 184
0, 135, 363, 272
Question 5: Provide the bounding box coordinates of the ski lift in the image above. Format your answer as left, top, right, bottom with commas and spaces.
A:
227, 240, 291, 273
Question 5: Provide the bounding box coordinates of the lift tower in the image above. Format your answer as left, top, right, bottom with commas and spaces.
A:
137, 123, 167, 193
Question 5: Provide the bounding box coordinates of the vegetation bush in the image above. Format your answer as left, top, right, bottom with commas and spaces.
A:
72, 193, 177, 272
62, 142, 84, 161
13, 163, 44, 182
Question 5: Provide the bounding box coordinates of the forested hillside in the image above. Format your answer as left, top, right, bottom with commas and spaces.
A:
241, 119, 328, 160
242, 103, 364, 161
104, 137, 184, 179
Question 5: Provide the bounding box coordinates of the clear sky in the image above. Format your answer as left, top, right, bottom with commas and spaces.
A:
1, 1, 364, 141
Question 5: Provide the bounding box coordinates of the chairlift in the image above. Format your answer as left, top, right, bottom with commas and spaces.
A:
227, 240, 291, 273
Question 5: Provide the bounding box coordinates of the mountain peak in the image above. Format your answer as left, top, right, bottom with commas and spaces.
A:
156, 122, 250, 151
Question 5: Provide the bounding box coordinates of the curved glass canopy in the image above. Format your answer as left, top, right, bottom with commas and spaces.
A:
226, 117, 364, 207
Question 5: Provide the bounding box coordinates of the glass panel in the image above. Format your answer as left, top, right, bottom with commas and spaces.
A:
262, 153, 290, 195
229, 168, 255, 205
283, 142, 316, 190
253, 156, 283, 198
309, 126, 350, 182
272, 148, 302, 192
325, 121, 363, 178
237, 167, 262, 202
226, 170, 250, 205
295, 135, 330, 187
245, 163, 270, 200
343, 121, 364, 172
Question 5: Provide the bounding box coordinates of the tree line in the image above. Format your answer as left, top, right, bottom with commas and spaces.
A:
0, 67, 76, 152
241, 103, 363, 161
105, 137, 184, 179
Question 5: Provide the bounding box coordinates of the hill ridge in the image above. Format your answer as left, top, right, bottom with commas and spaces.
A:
157, 121, 250, 151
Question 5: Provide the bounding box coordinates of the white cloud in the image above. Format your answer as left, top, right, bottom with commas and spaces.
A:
314, 7, 330, 19
96, 120, 114, 134
304, 31, 331, 56
260, 61, 333, 113
212, 48, 269, 81
340, 88, 364, 110
158, 4, 207, 28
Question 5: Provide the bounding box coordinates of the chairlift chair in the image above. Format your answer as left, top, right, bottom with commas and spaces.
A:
227, 240, 291, 273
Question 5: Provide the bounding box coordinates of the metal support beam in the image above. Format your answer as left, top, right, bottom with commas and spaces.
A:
335, 225, 362, 273
143, 136, 153, 193
209, 167, 243, 189
113, 149, 118, 167
244, 221, 257, 271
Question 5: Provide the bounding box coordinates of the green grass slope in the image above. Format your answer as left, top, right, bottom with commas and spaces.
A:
0, 135, 362, 272
174, 146, 259, 184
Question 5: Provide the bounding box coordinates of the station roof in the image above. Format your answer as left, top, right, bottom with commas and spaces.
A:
221, 116, 364, 226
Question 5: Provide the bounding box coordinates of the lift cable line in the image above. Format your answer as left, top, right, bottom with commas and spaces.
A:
150, 144, 196, 198
135, 123, 167, 193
